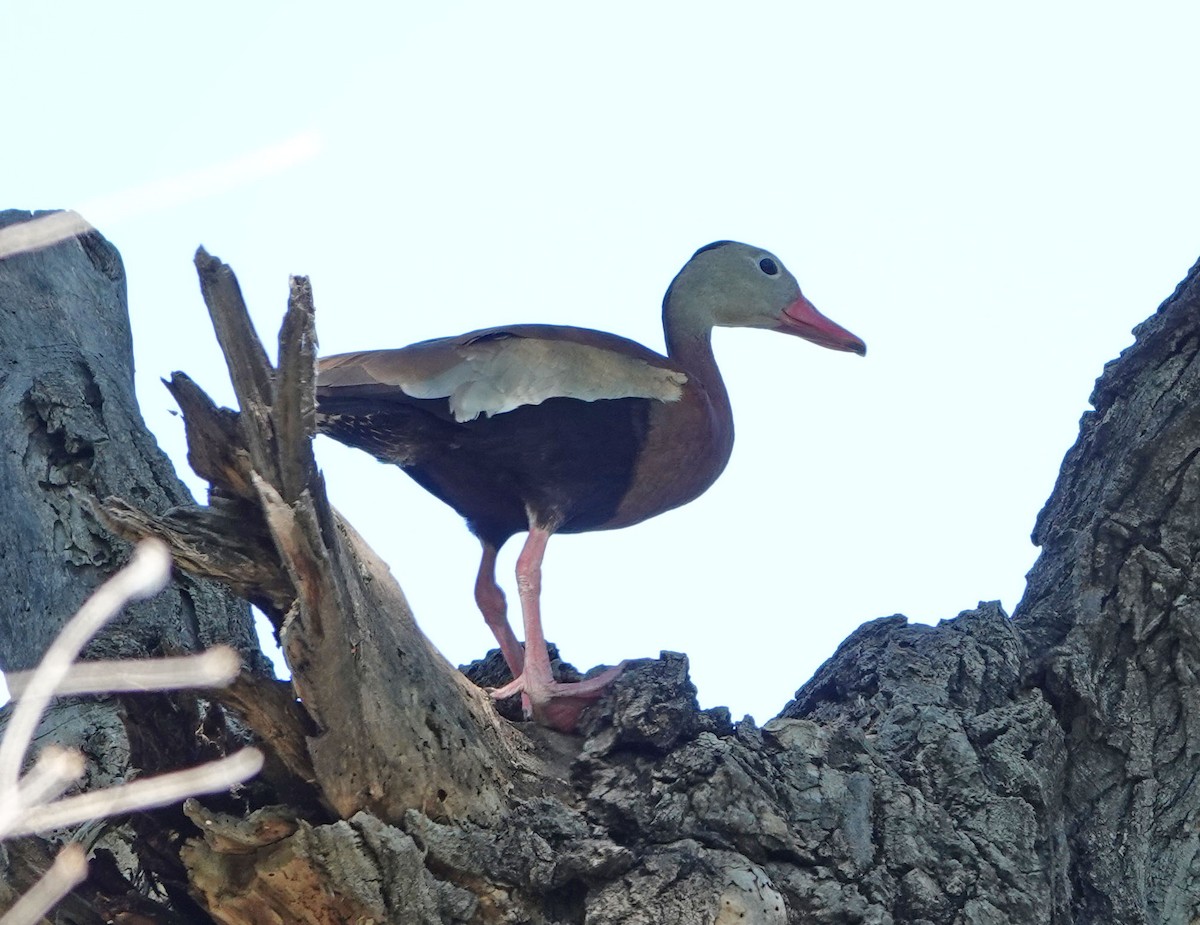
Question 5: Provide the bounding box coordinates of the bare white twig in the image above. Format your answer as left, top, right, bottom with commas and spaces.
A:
0, 538, 264, 925
0, 843, 87, 925
5, 646, 241, 698
0, 211, 95, 261
10, 746, 86, 812
4, 748, 264, 839
0, 131, 321, 261
0, 540, 172, 795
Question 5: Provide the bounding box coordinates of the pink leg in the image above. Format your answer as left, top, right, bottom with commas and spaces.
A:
489, 524, 625, 732
473, 541, 524, 678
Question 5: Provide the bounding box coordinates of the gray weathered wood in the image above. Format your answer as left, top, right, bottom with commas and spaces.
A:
105, 249, 535, 828
0, 212, 262, 671
1015, 255, 1200, 922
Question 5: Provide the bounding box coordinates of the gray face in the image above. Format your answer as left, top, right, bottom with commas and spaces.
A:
665, 241, 866, 356
667, 241, 804, 332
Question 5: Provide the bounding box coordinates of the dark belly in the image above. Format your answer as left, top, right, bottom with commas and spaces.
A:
317, 394, 652, 547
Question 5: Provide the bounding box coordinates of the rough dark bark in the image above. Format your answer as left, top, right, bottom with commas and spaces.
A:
1013, 258, 1200, 923
0, 210, 263, 671
3, 210, 1200, 924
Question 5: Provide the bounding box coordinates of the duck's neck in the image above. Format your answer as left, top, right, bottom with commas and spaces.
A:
664, 311, 734, 460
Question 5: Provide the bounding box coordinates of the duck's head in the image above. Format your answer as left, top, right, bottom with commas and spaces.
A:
664, 240, 866, 356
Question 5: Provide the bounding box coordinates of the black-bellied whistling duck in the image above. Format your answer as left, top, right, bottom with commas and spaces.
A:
316, 241, 865, 732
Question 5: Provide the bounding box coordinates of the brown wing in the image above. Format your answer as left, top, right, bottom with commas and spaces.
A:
317, 325, 688, 422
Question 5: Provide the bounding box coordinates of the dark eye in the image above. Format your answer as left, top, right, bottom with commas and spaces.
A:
758, 257, 779, 276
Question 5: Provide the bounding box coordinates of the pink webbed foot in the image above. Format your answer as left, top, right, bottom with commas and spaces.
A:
491, 524, 628, 731
490, 662, 627, 732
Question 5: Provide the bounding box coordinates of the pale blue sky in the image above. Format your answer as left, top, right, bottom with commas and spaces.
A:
7, 3, 1200, 720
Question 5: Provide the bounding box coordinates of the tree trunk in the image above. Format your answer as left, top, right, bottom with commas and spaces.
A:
3, 209, 1200, 924
0, 209, 270, 922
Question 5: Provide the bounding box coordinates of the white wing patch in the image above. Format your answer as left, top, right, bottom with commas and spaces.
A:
398, 337, 688, 422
